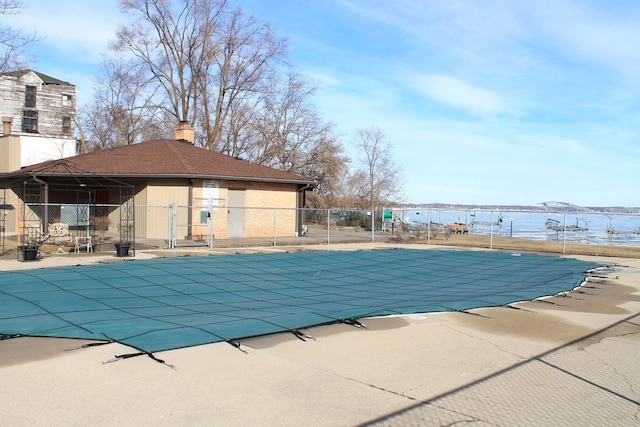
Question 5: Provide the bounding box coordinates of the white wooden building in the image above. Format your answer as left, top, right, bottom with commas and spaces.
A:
0, 69, 77, 172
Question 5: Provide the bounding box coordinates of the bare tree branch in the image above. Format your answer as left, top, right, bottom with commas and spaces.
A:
115, 0, 226, 124
0, 0, 37, 71
351, 126, 404, 210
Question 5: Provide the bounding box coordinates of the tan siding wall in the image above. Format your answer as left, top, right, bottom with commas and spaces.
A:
1, 189, 19, 235
106, 187, 125, 236
144, 181, 189, 239
134, 186, 148, 239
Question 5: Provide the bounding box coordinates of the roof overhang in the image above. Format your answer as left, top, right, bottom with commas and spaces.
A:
117, 173, 315, 185
0, 171, 316, 189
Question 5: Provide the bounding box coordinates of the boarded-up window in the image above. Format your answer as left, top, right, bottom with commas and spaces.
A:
22, 110, 38, 133
25, 85, 36, 108
62, 116, 71, 135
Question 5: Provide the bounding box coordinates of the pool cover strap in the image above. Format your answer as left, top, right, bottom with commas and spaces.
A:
104, 350, 175, 368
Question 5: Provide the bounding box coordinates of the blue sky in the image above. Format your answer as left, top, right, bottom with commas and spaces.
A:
8, 0, 640, 207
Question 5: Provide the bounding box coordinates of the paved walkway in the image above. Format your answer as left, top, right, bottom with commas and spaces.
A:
0, 244, 638, 426
368, 313, 640, 426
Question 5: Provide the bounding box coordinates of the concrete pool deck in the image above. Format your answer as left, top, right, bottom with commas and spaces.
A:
0, 243, 639, 426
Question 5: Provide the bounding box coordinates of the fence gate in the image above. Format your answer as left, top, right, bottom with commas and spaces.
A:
0, 189, 10, 255
168, 199, 223, 249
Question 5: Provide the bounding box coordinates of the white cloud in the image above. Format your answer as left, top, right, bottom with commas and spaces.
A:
410, 74, 508, 117
13, 0, 122, 64
303, 70, 342, 88
518, 0, 640, 78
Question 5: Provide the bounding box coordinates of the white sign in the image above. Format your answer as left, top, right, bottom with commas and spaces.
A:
202, 181, 219, 209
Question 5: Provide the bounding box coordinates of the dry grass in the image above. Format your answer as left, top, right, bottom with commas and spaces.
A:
3, 231, 640, 259
417, 234, 640, 258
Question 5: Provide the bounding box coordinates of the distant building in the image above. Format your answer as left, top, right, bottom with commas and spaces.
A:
0, 69, 77, 173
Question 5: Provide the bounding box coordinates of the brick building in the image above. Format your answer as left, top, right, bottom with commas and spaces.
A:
0, 130, 315, 247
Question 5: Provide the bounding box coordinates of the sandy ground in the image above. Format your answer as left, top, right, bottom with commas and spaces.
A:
0, 243, 638, 426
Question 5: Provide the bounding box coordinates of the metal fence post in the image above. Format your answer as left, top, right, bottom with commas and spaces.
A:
208, 206, 214, 249
427, 209, 431, 245
327, 208, 330, 245
273, 208, 277, 247
168, 202, 177, 249
490, 210, 494, 249
562, 212, 567, 254
371, 209, 375, 243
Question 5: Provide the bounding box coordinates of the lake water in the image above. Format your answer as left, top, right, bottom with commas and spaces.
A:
397, 209, 640, 248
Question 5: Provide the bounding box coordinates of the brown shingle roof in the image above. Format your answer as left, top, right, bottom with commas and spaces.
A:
16, 139, 315, 184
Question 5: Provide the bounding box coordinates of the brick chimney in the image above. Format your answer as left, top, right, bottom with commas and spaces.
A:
175, 121, 195, 144
2, 116, 12, 136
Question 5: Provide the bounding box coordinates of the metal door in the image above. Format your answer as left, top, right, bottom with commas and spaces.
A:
227, 190, 245, 237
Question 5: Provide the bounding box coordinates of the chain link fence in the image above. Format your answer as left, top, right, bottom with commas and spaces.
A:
2, 203, 639, 255
98, 205, 640, 250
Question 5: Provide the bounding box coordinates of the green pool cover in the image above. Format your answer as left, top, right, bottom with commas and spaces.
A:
0, 249, 600, 353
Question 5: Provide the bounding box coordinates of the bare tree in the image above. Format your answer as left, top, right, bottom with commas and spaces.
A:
213, 98, 259, 157
249, 72, 349, 204
352, 127, 404, 233
0, 0, 37, 71
251, 72, 324, 169
112, 0, 286, 150
114, 0, 227, 125
200, 7, 285, 150
80, 56, 166, 149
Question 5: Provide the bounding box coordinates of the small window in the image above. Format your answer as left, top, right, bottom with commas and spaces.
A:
62, 116, 71, 135
25, 85, 37, 108
62, 94, 73, 106
22, 110, 38, 133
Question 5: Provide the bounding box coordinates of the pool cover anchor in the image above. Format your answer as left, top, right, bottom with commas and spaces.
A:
226, 340, 248, 354
103, 351, 176, 369
0, 333, 22, 340
534, 298, 566, 307
291, 330, 315, 342
502, 304, 536, 312
555, 292, 584, 301
452, 309, 491, 319
433, 305, 492, 318
342, 319, 367, 329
